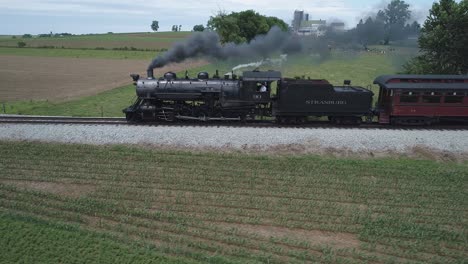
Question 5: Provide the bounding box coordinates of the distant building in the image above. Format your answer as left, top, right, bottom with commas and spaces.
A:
292, 10, 306, 31
291, 10, 347, 36
330, 22, 345, 32
297, 20, 327, 36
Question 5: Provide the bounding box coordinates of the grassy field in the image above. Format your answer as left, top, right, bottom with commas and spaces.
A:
0, 32, 192, 50
0, 141, 466, 263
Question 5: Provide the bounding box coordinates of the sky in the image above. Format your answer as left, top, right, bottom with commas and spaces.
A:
0, 0, 442, 35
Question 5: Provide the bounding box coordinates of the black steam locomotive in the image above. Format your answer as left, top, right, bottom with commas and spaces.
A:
123, 69, 374, 124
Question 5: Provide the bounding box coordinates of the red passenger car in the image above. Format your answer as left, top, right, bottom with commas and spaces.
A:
374, 75, 468, 125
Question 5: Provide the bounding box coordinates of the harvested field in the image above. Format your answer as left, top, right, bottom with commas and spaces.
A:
0, 32, 192, 50
0, 141, 467, 263
0, 55, 207, 101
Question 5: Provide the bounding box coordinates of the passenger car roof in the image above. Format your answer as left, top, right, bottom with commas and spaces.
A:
374, 75, 468, 90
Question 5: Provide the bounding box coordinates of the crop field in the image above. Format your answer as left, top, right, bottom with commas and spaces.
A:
0, 141, 466, 263
0, 32, 192, 50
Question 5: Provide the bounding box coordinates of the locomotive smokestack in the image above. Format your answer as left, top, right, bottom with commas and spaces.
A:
147, 69, 154, 79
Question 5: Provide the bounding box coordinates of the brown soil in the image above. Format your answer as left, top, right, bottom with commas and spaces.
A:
140, 143, 468, 162
218, 222, 360, 250
0, 55, 207, 101
0, 179, 95, 198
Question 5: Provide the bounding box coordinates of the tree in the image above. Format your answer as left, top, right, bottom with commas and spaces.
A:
193, 24, 205, 32
207, 10, 288, 44
383, 0, 411, 43
179, 25, 182, 31
151, 20, 159, 32
356, 16, 385, 45
17, 41, 26, 48
404, 0, 468, 74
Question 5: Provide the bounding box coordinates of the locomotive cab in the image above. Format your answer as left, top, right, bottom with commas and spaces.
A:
241, 70, 282, 103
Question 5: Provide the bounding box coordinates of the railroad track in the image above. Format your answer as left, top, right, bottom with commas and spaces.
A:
0, 114, 467, 130
0, 115, 127, 125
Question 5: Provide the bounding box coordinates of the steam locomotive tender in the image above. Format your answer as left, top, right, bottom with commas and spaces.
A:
123, 69, 375, 124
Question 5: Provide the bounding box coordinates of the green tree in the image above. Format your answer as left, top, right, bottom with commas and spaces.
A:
151, 20, 159, 32
265, 16, 289, 32
404, 0, 468, 74
193, 24, 205, 32
17, 41, 26, 48
207, 10, 288, 44
384, 0, 411, 43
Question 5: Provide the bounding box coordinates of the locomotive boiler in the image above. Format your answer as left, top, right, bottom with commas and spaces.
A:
123, 69, 281, 122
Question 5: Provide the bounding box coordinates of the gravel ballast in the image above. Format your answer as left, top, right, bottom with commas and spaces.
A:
1, 124, 467, 155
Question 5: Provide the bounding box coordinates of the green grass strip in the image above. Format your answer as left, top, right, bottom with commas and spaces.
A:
0, 211, 196, 264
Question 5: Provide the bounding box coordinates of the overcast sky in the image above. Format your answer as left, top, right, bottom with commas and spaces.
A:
0, 0, 442, 35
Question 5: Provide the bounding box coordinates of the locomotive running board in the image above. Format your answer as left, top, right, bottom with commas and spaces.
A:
175, 115, 241, 122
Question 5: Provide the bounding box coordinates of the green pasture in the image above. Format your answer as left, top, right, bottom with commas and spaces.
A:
0, 141, 466, 263
0, 47, 158, 60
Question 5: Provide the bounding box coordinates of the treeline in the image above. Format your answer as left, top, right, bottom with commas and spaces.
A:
19, 33, 73, 38
323, 0, 421, 46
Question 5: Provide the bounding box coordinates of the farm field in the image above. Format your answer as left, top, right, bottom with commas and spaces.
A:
0, 141, 466, 263
0, 47, 158, 60
0, 55, 207, 102
0, 32, 192, 50
2, 49, 405, 117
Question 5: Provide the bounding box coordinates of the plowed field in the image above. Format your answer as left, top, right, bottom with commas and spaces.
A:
0, 55, 207, 101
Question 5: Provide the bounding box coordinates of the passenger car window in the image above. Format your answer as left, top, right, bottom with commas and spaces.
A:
444, 96, 464, 103
399, 91, 418, 103
422, 96, 441, 103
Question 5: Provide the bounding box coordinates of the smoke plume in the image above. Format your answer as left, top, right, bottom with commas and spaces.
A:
148, 26, 301, 70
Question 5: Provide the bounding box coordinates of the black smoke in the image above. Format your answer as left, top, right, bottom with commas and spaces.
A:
148, 26, 302, 70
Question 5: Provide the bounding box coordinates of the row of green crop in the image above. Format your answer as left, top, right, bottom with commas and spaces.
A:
0, 141, 466, 263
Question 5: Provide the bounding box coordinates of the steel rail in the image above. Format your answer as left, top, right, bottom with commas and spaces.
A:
0, 115, 467, 130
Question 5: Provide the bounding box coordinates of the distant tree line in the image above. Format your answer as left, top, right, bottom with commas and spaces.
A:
327, 0, 421, 46
20, 33, 73, 38
38, 32, 73, 38
171, 25, 182, 32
